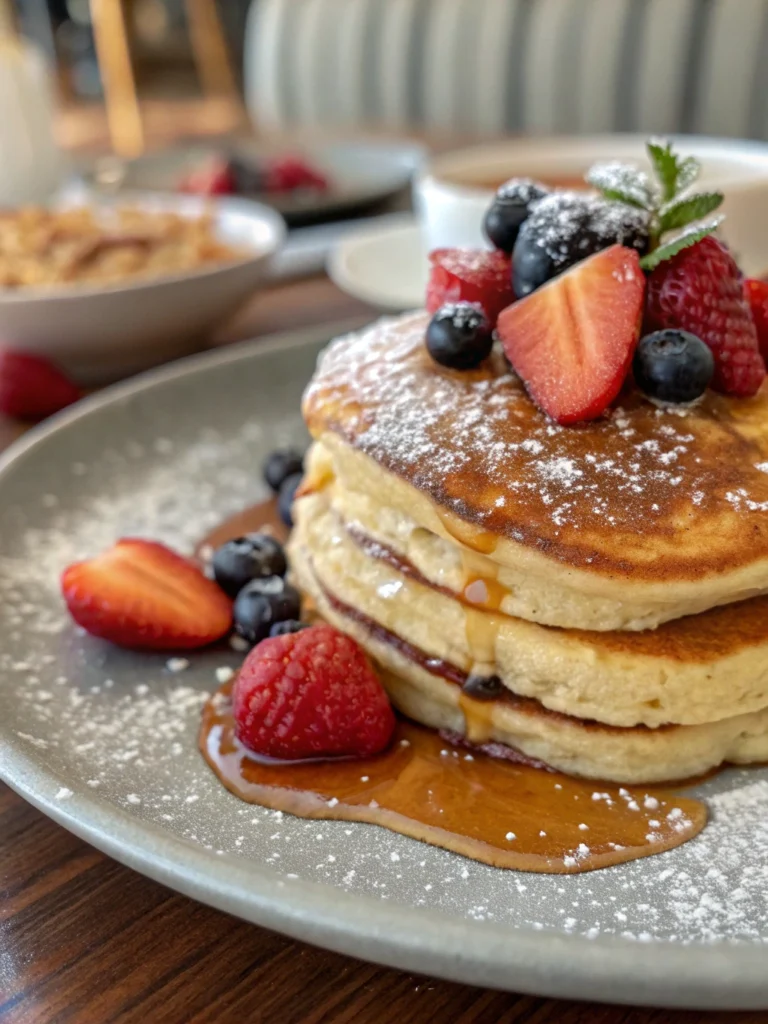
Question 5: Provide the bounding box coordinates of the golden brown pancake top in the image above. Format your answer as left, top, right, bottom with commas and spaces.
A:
303, 313, 768, 581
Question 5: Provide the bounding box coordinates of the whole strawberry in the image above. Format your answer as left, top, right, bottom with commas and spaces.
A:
0, 350, 80, 420
233, 624, 395, 760
645, 237, 765, 397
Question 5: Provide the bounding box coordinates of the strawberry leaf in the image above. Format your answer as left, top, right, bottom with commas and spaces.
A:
659, 191, 723, 232
646, 139, 681, 202
639, 217, 723, 271
586, 161, 653, 209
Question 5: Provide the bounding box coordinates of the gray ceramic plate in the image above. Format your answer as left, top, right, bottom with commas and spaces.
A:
3, 322, 768, 1011
81, 140, 426, 227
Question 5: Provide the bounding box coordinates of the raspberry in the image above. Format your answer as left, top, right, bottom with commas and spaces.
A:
232, 624, 395, 760
743, 278, 768, 365
645, 237, 765, 398
426, 248, 513, 325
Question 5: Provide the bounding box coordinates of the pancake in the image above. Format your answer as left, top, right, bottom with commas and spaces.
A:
302, 313, 768, 631
290, 528, 768, 784
289, 491, 768, 730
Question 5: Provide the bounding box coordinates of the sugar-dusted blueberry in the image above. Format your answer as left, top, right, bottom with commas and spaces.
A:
212, 533, 287, 597
268, 619, 309, 637
633, 329, 714, 405
483, 178, 549, 253
512, 192, 649, 298
233, 575, 302, 645
426, 302, 493, 371
263, 448, 304, 493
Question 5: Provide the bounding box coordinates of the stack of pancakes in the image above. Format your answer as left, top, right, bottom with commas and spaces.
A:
289, 312, 768, 783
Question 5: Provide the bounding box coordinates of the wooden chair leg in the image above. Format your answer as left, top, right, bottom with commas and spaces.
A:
89, 0, 144, 157
184, 0, 241, 102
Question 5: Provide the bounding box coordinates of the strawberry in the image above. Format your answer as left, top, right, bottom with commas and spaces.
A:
426, 248, 513, 325
178, 156, 236, 196
62, 539, 232, 650
497, 245, 645, 425
743, 278, 768, 366
233, 624, 395, 760
264, 156, 328, 193
0, 350, 80, 421
645, 237, 765, 398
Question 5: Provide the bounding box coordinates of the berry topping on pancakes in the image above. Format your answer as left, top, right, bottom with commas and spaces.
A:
426, 247, 513, 325
426, 302, 493, 370
483, 177, 549, 254
497, 245, 645, 425
645, 237, 765, 398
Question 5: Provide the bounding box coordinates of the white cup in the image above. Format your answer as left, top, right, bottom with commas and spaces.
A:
414, 134, 768, 275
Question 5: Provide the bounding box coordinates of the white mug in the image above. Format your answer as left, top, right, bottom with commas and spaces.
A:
414, 134, 768, 275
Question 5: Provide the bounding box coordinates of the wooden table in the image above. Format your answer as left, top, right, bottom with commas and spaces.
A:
0, 277, 763, 1024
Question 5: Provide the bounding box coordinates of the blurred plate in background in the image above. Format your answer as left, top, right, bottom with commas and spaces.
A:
80, 139, 426, 227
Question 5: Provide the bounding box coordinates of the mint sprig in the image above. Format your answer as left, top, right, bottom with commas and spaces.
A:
586, 138, 724, 270
639, 218, 724, 271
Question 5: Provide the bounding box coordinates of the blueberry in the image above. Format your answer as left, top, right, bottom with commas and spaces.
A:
633, 330, 714, 404
212, 533, 287, 597
268, 619, 309, 637
263, 448, 304, 493
228, 155, 267, 194
483, 178, 549, 253
462, 674, 504, 701
426, 302, 493, 370
278, 472, 303, 527
233, 575, 302, 645
512, 193, 650, 298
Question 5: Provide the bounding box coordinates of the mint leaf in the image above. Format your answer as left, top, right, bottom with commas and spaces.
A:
675, 156, 700, 193
586, 161, 653, 209
646, 139, 680, 202
659, 191, 723, 232
639, 217, 723, 271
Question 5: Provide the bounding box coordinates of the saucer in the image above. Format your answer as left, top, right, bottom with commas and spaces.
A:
328, 215, 426, 311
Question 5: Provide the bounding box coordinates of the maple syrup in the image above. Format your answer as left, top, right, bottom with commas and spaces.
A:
196, 501, 708, 874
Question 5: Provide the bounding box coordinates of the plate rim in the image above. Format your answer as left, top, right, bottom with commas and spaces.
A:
2, 324, 768, 1010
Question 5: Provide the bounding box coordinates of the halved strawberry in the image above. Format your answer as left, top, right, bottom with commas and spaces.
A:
61, 539, 232, 650
426, 248, 513, 325
496, 245, 645, 425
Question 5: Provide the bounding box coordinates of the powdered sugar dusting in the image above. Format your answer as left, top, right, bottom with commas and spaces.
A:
3, 336, 768, 951
305, 314, 768, 569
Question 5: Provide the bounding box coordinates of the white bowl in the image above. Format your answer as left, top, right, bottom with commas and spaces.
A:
0, 191, 286, 382
414, 134, 768, 275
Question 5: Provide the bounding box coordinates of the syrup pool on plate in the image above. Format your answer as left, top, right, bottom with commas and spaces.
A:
196, 500, 707, 875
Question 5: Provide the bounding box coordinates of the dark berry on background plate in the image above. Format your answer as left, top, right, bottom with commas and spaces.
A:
228, 155, 268, 194
233, 576, 302, 645
263, 448, 304, 493
426, 302, 493, 370
212, 533, 287, 597
269, 619, 309, 637
512, 192, 650, 298
483, 178, 549, 253
633, 329, 714, 404
278, 472, 303, 527
462, 674, 504, 700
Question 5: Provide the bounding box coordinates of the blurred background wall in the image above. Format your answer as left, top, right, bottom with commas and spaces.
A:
8, 0, 768, 147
